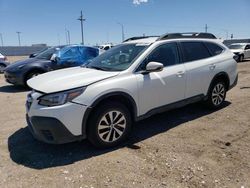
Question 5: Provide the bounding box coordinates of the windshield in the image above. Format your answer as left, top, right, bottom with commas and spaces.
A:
35, 47, 61, 60
229, 44, 245, 49
85, 43, 148, 71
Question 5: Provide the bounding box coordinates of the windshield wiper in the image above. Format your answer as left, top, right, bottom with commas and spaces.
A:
86, 65, 107, 71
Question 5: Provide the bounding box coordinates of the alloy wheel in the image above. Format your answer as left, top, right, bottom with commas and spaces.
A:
97, 110, 126, 142
212, 83, 225, 106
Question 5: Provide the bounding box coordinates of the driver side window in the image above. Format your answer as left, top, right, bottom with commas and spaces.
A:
245, 45, 250, 50
138, 42, 180, 70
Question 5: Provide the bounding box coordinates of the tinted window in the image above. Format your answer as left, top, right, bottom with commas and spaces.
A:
205, 42, 224, 56
35, 47, 60, 60
86, 44, 148, 71
62, 47, 80, 58
245, 45, 250, 50
104, 46, 110, 50
181, 42, 211, 62
147, 43, 179, 67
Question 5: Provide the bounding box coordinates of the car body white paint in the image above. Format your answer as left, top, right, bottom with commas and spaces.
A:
27, 37, 238, 137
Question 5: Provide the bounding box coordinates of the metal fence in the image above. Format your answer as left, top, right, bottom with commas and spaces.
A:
223, 39, 250, 46
0, 46, 48, 56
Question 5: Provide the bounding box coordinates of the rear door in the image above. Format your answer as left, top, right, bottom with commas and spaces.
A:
135, 42, 186, 115
180, 41, 215, 98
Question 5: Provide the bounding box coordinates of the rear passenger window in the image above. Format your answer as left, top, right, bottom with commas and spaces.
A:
181, 42, 211, 62
205, 42, 224, 56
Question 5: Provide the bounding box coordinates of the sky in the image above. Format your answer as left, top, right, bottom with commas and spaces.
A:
0, 0, 250, 46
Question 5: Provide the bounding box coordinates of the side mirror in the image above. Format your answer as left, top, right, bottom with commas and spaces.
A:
50, 54, 60, 63
145, 62, 164, 72
29, 53, 36, 58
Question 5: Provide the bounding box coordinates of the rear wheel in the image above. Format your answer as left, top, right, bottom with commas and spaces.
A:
87, 102, 132, 148
206, 81, 226, 109
239, 55, 244, 62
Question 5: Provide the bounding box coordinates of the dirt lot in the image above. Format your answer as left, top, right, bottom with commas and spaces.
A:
0, 57, 249, 188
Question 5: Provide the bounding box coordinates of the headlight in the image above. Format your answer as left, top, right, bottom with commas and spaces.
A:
38, 87, 85, 107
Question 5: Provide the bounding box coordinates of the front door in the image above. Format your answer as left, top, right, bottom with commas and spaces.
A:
135, 42, 186, 116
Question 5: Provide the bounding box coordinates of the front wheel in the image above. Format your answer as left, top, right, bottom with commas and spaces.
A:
205, 81, 227, 109
0, 64, 6, 73
87, 102, 132, 148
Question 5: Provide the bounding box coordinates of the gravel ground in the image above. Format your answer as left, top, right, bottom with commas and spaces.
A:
0, 58, 249, 188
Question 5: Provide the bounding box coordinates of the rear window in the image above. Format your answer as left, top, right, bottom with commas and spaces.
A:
205, 42, 224, 56
181, 42, 211, 62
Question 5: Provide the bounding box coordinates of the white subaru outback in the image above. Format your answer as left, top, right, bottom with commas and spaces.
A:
26, 32, 238, 148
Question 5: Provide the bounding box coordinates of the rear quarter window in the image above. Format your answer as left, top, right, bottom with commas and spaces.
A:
205, 42, 224, 56
181, 42, 211, 62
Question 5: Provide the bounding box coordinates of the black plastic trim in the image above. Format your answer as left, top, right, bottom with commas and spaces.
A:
136, 94, 205, 121
81, 92, 138, 136
26, 115, 83, 144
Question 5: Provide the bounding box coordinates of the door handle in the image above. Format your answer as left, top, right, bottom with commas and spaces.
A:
209, 64, 216, 70
176, 71, 185, 77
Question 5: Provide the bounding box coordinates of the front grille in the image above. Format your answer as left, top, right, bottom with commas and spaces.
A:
41, 130, 54, 141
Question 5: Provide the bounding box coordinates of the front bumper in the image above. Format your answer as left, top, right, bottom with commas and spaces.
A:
26, 91, 89, 144
26, 115, 83, 144
4, 70, 24, 85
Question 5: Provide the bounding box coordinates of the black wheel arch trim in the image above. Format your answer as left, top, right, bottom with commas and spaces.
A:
81, 91, 138, 136
207, 72, 230, 95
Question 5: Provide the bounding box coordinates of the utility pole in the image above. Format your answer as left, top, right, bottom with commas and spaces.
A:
117, 22, 125, 41
16, 31, 21, 46
67, 30, 71, 45
0, 33, 3, 46
65, 29, 68, 44
205, 24, 208, 33
78, 10, 86, 45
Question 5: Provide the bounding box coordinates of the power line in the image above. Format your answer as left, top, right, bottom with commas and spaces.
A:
78, 10, 86, 45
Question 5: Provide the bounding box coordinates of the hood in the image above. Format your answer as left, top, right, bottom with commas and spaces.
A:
5, 58, 50, 70
27, 67, 119, 93
230, 49, 243, 54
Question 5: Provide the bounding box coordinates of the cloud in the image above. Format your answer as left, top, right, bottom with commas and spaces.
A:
132, 0, 148, 5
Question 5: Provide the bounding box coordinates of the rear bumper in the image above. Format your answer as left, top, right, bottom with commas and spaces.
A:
228, 74, 238, 91
26, 115, 84, 144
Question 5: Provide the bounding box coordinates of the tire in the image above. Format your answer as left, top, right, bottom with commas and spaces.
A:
0, 64, 6, 73
239, 55, 244, 62
205, 80, 227, 109
87, 102, 132, 148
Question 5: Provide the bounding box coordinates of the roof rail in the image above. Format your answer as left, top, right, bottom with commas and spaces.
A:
123, 36, 159, 42
156, 32, 217, 41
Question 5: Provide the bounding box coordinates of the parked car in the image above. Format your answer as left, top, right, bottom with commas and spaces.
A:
26, 32, 238, 148
29, 47, 49, 58
0, 52, 8, 61
228, 43, 250, 62
4, 45, 100, 86
98, 44, 113, 51
0, 60, 10, 73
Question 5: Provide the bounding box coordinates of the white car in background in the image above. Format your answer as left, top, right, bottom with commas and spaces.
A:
98, 44, 113, 51
0, 52, 7, 61
228, 43, 250, 62
26, 32, 238, 148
